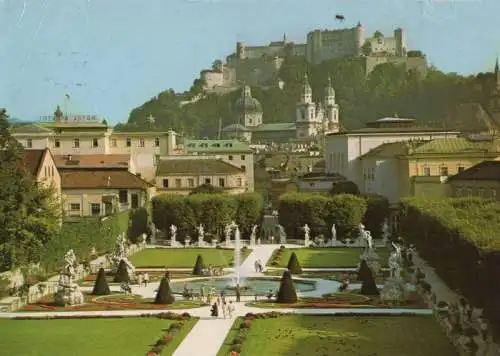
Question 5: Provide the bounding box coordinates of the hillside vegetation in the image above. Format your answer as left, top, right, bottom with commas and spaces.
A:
118, 55, 498, 137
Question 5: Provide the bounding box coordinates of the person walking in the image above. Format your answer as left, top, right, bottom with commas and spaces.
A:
221, 301, 227, 319
227, 301, 235, 318
210, 302, 218, 318
143, 272, 149, 287
254, 260, 259, 272
235, 284, 241, 303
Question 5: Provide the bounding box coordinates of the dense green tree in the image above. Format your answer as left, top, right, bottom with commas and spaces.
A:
276, 270, 298, 303
234, 193, 264, 237
286, 252, 302, 274
189, 183, 223, 195
92, 268, 111, 295
154, 277, 175, 304
114, 259, 130, 283
330, 180, 360, 195
192, 255, 205, 276
362, 194, 390, 239
128, 207, 149, 243
359, 260, 379, 295
0, 109, 60, 271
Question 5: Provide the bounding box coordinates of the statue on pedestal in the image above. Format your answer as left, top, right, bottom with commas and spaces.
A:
150, 222, 157, 244
170, 224, 180, 247
54, 249, 84, 306
331, 223, 337, 246
277, 224, 287, 244
380, 242, 408, 303
250, 225, 258, 246
359, 227, 381, 274
381, 218, 390, 244
110, 234, 135, 279
302, 224, 311, 247
197, 224, 206, 247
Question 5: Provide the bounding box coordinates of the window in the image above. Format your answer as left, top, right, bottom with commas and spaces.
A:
139, 138, 145, 148
175, 179, 181, 188
456, 187, 463, 197
74, 138, 80, 148
90, 203, 101, 216
51, 166, 54, 176
219, 178, 225, 187
224, 143, 233, 148
241, 155, 246, 160
457, 166, 465, 173
205, 178, 211, 184
126, 137, 131, 147
228, 155, 233, 161
440, 166, 449, 177
162, 179, 169, 188
237, 178, 243, 187
55, 139, 60, 148
131, 193, 139, 209
154, 137, 160, 147
241, 165, 246, 172
491, 189, 497, 199
467, 187, 473, 197
478, 188, 484, 197
118, 190, 128, 203
92, 138, 99, 148
70, 203, 80, 211
423, 167, 430, 176
111, 139, 117, 147
188, 178, 194, 188
26, 139, 32, 148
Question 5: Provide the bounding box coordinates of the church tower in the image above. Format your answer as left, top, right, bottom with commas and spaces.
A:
296, 73, 319, 139
323, 76, 340, 133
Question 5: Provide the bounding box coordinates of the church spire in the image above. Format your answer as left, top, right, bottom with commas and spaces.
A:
283, 32, 287, 43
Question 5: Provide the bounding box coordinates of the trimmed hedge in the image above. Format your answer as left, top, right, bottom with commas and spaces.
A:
192, 255, 205, 276
287, 252, 302, 274
362, 194, 390, 239
114, 259, 130, 283
276, 270, 297, 303
154, 277, 175, 304
152, 193, 263, 240
399, 197, 500, 337
92, 268, 110, 295
358, 260, 379, 296
40, 210, 130, 273
278, 192, 367, 239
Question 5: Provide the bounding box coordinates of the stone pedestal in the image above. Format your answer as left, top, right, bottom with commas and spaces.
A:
380, 277, 408, 303
225, 238, 232, 248
211, 239, 217, 248
257, 238, 261, 245
250, 237, 256, 247
54, 278, 84, 306
185, 239, 190, 247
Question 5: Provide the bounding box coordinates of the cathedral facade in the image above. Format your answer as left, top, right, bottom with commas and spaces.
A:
222, 75, 340, 144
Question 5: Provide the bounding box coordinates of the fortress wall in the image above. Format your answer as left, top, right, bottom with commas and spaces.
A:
364, 55, 428, 76
202, 71, 224, 89
229, 58, 280, 86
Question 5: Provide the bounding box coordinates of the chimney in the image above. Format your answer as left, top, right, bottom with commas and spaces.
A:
67, 154, 72, 161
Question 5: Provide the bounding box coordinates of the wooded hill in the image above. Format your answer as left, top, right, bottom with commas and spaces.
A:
118, 55, 499, 137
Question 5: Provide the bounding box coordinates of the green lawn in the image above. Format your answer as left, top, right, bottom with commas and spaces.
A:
236, 315, 456, 356
130, 248, 251, 268
0, 317, 196, 356
275, 248, 390, 268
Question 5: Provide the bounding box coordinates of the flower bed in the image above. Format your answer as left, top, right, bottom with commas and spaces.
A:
19, 293, 207, 312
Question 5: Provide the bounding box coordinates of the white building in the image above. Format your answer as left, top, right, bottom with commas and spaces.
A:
324, 117, 460, 189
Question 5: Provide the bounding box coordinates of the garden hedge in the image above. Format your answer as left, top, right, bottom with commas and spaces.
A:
276, 270, 298, 303
114, 259, 130, 283
287, 252, 302, 274
152, 193, 263, 240
362, 194, 390, 239
399, 197, 500, 336
92, 268, 111, 295
278, 192, 367, 239
40, 210, 130, 273
154, 277, 175, 304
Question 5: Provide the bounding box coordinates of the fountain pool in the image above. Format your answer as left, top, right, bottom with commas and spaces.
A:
170, 277, 316, 296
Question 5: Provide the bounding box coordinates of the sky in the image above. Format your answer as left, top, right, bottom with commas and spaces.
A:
1, 0, 499, 124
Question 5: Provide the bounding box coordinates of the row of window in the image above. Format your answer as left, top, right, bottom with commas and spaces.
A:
328, 152, 345, 172
421, 166, 465, 177
186, 142, 234, 149
455, 187, 497, 198
162, 177, 243, 189
44, 165, 55, 178
24, 138, 162, 149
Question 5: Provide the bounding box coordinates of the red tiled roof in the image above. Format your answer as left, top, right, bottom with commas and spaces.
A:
54, 154, 130, 168
61, 169, 153, 189
22, 149, 47, 176
448, 160, 500, 181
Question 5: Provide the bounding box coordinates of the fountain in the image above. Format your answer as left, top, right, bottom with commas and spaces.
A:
232, 226, 244, 287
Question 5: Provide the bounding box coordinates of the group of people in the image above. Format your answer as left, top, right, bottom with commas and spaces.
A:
137, 272, 150, 287
254, 259, 264, 272
210, 294, 236, 319
204, 265, 224, 276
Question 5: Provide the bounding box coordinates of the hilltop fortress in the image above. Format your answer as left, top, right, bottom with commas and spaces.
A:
199, 22, 427, 93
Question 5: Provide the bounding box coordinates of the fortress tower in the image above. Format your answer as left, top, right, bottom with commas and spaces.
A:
394, 28, 407, 56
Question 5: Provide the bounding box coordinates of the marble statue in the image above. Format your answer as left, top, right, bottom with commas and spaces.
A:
303, 224, 311, 247
380, 242, 407, 303
110, 234, 135, 278
54, 249, 84, 306
170, 224, 181, 247
363, 230, 373, 250
197, 224, 208, 247
278, 224, 287, 244
381, 218, 390, 244
359, 227, 381, 274
331, 223, 337, 242
250, 225, 258, 246
150, 222, 157, 244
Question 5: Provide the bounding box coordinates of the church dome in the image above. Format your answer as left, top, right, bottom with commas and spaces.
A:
325, 77, 335, 97
234, 86, 263, 114
302, 73, 312, 95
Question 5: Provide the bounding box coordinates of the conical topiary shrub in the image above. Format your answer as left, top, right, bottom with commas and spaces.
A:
92, 268, 111, 295
359, 259, 379, 296
154, 277, 175, 304
287, 252, 302, 274
192, 255, 205, 276
276, 270, 298, 303
114, 259, 130, 283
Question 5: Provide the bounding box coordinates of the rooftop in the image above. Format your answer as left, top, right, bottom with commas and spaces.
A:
184, 139, 252, 153
448, 160, 500, 181
22, 149, 48, 176
156, 159, 244, 176
327, 127, 460, 136
222, 124, 250, 132
252, 122, 296, 132
54, 154, 130, 169
11, 124, 53, 134
410, 137, 500, 154
359, 141, 420, 159
61, 169, 152, 189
